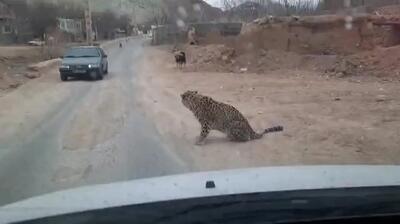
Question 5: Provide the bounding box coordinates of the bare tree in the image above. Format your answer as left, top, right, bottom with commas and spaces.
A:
221, 0, 322, 19
93, 10, 132, 39
59, 2, 84, 19
221, 0, 239, 10
147, 0, 168, 25
281, 0, 290, 15
28, 2, 59, 39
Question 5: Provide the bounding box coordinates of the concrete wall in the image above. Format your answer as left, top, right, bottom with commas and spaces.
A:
151, 23, 242, 45
0, 33, 15, 45
0, 20, 16, 45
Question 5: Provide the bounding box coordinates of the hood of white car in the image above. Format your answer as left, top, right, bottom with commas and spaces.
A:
1, 165, 400, 223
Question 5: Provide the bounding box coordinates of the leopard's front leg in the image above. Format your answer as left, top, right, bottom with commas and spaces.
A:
196, 122, 210, 145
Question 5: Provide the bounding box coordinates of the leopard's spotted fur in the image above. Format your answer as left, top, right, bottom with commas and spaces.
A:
181, 90, 283, 145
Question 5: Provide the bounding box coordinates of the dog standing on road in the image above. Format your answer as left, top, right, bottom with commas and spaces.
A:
174, 51, 186, 69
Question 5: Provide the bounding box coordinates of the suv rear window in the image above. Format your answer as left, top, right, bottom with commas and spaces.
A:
64, 48, 100, 58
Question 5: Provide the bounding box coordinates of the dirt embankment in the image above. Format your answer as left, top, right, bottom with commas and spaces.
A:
182, 43, 400, 82
329, 45, 400, 81
137, 47, 400, 171
0, 46, 55, 96
183, 44, 337, 74
185, 11, 400, 82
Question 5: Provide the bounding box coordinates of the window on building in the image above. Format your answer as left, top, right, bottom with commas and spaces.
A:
61, 21, 67, 30
3, 24, 12, 34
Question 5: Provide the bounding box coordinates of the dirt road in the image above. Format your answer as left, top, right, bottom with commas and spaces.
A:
1, 41, 399, 207
137, 47, 400, 171
0, 40, 187, 206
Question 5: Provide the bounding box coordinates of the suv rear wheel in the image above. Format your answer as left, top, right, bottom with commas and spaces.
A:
97, 72, 103, 80
60, 73, 68, 81
104, 64, 108, 74
96, 69, 104, 80
89, 71, 102, 81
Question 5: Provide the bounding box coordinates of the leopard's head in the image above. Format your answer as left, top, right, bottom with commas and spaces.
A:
181, 90, 199, 110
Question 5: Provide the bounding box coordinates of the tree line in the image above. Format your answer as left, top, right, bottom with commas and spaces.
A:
222, 0, 400, 19
9, 1, 131, 40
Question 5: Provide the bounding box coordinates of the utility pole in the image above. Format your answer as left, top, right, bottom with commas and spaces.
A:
85, 0, 93, 45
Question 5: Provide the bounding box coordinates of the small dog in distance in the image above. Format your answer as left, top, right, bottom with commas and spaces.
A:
174, 51, 186, 69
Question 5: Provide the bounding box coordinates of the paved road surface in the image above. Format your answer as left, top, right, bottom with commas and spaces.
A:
0, 39, 188, 206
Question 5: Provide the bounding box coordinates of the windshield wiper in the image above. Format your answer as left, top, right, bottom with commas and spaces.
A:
64, 55, 76, 58
80, 55, 98, 57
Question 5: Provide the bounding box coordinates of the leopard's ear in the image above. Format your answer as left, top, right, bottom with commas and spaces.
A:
181, 91, 190, 99
182, 90, 198, 98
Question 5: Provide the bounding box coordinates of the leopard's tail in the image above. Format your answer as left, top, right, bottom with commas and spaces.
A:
264, 126, 284, 134
251, 126, 283, 140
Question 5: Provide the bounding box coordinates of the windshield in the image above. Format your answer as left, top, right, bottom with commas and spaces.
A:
1, 0, 400, 222
64, 48, 100, 58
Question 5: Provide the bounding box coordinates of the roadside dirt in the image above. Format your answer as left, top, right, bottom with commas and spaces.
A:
0, 46, 46, 96
329, 45, 400, 81
0, 61, 66, 143
183, 44, 337, 74
181, 43, 400, 82
137, 47, 400, 171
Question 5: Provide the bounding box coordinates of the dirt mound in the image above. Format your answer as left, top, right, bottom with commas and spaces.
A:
0, 72, 23, 92
184, 44, 337, 74
185, 44, 236, 72
328, 46, 400, 80
0, 48, 46, 94
184, 43, 400, 82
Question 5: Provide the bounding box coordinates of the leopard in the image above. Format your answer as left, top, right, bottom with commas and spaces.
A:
181, 90, 283, 145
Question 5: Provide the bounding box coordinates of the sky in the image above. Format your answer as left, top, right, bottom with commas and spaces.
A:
205, 0, 223, 8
